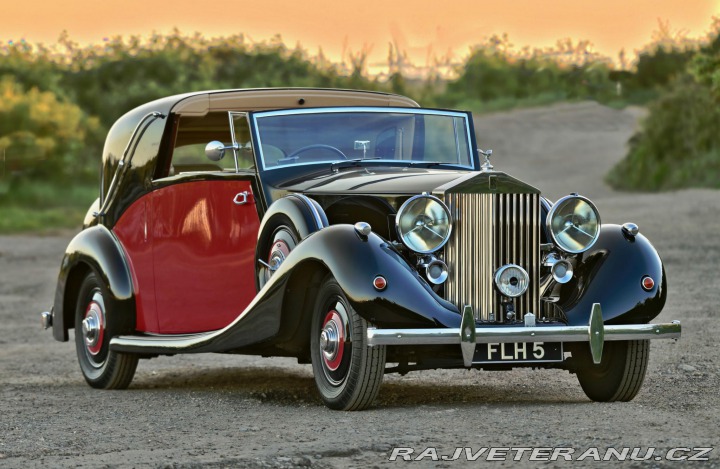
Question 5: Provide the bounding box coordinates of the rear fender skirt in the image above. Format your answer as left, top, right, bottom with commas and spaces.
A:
557, 224, 667, 325
52, 225, 136, 341
110, 225, 460, 355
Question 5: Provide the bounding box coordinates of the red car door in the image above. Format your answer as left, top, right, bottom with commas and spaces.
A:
150, 178, 260, 333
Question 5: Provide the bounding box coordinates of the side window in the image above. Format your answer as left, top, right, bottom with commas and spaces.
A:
170, 113, 236, 174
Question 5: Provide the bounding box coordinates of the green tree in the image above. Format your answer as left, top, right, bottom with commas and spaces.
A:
607, 18, 720, 191
0, 76, 102, 182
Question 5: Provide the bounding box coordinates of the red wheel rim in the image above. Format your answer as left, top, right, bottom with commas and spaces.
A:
83, 300, 105, 356
320, 310, 345, 371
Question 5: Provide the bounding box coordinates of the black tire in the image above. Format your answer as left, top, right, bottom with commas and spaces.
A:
575, 340, 649, 402
256, 216, 300, 291
310, 275, 386, 410
75, 272, 138, 389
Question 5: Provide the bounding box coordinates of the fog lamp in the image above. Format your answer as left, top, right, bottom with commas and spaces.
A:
494, 264, 529, 298
551, 259, 574, 284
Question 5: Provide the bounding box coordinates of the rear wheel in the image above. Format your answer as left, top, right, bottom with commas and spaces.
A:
575, 340, 649, 402
310, 276, 385, 410
75, 272, 138, 389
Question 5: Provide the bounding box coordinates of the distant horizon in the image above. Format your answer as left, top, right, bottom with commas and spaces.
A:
3, 0, 718, 75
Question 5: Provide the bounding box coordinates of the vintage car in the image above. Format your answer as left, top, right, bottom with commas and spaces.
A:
42, 88, 680, 410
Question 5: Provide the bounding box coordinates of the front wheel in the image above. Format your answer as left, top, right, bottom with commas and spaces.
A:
574, 340, 649, 402
310, 276, 386, 410
75, 272, 138, 389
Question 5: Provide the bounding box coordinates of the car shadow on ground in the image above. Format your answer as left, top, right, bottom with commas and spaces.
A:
128, 366, 589, 407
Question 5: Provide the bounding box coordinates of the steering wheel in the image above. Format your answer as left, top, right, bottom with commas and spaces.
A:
286, 144, 348, 161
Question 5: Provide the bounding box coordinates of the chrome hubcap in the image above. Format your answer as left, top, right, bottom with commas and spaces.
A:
320, 323, 339, 361
320, 308, 346, 377
83, 311, 100, 348
83, 295, 105, 358
268, 249, 286, 271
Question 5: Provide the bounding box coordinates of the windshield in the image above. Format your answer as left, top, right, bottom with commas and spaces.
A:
251, 107, 474, 171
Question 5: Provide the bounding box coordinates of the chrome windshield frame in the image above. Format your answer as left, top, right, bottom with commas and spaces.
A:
249, 107, 476, 172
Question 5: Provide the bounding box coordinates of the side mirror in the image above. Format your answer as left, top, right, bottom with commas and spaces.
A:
205, 141, 238, 162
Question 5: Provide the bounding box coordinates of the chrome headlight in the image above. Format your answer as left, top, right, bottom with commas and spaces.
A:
396, 195, 452, 253
547, 194, 601, 254
495, 264, 529, 298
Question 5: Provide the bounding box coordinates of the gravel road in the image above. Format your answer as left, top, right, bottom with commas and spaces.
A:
1, 102, 718, 468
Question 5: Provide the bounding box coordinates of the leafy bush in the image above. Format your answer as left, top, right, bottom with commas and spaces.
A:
607, 23, 720, 191
606, 77, 720, 190
440, 35, 616, 109
0, 76, 102, 182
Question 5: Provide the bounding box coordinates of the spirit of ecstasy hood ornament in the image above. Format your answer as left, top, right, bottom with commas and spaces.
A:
479, 148, 493, 171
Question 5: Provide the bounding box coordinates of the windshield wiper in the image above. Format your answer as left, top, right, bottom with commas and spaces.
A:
331, 157, 383, 172
406, 161, 444, 168
330, 158, 449, 172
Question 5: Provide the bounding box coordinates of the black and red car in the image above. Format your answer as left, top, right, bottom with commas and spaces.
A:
42, 88, 680, 410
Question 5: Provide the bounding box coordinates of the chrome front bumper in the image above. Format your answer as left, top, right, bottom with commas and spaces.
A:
367, 303, 681, 366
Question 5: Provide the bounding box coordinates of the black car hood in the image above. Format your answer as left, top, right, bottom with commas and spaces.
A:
277, 167, 473, 196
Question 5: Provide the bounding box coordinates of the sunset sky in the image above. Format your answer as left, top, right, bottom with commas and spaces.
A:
2, 0, 719, 68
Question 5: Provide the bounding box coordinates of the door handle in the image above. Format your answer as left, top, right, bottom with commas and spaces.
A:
233, 191, 252, 205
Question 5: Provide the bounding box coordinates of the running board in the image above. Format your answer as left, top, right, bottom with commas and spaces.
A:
111, 331, 218, 354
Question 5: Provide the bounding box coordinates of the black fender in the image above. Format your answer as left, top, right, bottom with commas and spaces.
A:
52, 225, 136, 341
557, 224, 667, 326
256, 193, 328, 243
282, 225, 460, 328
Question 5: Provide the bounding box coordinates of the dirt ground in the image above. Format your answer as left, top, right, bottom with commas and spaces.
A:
1, 102, 718, 468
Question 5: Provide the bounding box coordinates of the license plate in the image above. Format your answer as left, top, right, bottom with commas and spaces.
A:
473, 342, 563, 364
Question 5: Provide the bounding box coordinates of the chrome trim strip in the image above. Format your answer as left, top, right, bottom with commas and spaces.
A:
367, 322, 682, 347
255, 106, 471, 119
111, 332, 214, 350
227, 111, 244, 173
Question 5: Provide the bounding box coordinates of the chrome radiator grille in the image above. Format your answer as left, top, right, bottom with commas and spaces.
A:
444, 192, 540, 322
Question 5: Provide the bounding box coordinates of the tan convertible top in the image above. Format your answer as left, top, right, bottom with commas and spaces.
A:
173, 88, 420, 116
